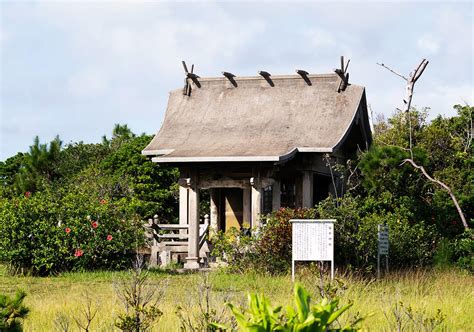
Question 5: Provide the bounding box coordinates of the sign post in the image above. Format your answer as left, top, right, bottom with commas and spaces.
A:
290, 219, 336, 281
377, 224, 389, 279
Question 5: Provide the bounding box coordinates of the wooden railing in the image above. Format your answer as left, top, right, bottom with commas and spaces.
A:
145, 214, 210, 267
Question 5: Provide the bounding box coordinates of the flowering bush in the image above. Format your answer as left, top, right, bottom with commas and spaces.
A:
0, 186, 144, 275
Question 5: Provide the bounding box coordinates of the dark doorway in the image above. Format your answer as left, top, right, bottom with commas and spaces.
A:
281, 178, 297, 208
313, 174, 332, 205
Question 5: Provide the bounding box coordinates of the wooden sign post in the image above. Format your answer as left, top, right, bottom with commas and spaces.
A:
290, 219, 336, 281
377, 224, 389, 279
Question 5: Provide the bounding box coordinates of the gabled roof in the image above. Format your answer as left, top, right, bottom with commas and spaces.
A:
143, 73, 370, 163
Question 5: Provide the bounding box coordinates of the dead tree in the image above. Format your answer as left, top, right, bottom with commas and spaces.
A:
378, 59, 469, 230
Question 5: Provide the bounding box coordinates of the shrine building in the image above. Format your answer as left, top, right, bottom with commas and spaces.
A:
142, 62, 372, 269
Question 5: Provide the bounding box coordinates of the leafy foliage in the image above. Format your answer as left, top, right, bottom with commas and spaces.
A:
213, 283, 361, 331
0, 289, 29, 332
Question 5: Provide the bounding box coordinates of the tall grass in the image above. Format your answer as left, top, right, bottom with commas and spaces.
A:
0, 265, 472, 331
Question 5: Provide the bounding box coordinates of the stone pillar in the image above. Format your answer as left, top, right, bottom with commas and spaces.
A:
243, 187, 251, 226
250, 178, 261, 228
179, 184, 188, 226
302, 171, 313, 208
209, 188, 219, 232
184, 176, 200, 269
272, 180, 281, 211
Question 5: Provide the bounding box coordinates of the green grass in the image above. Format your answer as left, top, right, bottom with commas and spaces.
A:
0, 265, 472, 331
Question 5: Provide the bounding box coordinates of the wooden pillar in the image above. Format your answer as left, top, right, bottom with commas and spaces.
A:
210, 188, 219, 232
302, 171, 313, 208
272, 180, 281, 211
184, 173, 200, 269
243, 187, 251, 226
250, 178, 261, 228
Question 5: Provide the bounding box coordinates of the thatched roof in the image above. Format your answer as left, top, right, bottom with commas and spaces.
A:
143, 73, 370, 162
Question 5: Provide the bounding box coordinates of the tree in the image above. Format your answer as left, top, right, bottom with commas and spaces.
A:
378, 60, 469, 229
15, 136, 62, 193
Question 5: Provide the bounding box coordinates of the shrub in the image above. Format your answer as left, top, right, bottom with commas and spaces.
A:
0, 289, 29, 331
0, 181, 144, 275
451, 229, 474, 272
211, 209, 316, 275
317, 195, 438, 271
211, 228, 258, 274
256, 208, 316, 274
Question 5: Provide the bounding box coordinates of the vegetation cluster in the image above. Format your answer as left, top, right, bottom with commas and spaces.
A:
212, 105, 473, 274
0, 106, 472, 276
0, 125, 178, 275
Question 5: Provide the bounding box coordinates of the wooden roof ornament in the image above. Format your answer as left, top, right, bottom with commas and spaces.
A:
222, 71, 237, 87
258, 71, 274, 87
182, 61, 200, 96
334, 56, 350, 92
296, 69, 312, 86
143, 68, 372, 162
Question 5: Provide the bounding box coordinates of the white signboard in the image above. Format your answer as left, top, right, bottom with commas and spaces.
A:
290, 219, 336, 281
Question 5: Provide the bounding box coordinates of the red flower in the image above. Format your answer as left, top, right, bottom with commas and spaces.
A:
74, 249, 84, 257
24, 191, 31, 198
65, 227, 71, 234
91, 221, 98, 229
100, 199, 107, 205
106, 234, 113, 241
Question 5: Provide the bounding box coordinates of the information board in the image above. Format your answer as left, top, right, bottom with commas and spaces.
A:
290, 219, 336, 281
377, 224, 389, 278
378, 225, 389, 255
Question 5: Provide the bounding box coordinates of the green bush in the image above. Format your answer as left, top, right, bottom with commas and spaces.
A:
211, 227, 258, 274
317, 195, 438, 271
451, 229, 474, 272
0, 181, 143, 275
211, 209, 316, 275
212, 201, 438, 274
256, 208, 317, 274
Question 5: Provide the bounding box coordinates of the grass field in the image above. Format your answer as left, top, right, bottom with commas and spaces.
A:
1, 265, 473, 331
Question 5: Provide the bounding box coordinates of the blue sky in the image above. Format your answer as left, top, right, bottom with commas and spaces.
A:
1, 1, 473, 161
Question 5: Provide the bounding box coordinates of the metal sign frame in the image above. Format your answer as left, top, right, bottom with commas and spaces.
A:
290, 219, 336, 281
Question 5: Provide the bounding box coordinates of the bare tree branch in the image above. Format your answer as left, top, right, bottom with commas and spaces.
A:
401, 158, 468, 229
376, 62, 408, 81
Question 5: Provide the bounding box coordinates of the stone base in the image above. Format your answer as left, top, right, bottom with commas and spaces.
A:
184, 257, 200, 269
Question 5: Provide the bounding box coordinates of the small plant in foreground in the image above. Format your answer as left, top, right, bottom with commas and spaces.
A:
175, 273, 239, 331
72, 292, 99, 332
114, 255, 165, 331
383, 301, 446, 332
0, 289, 29, 331
212, 283, 363, 331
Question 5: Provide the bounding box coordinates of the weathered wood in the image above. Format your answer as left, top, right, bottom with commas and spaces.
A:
157, 234, 189, 239
156, 224, 189, 229
401, 158, 468, 229
199, 177, 249, 189
296, 69, 312, 86
258, 71, 274, 87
